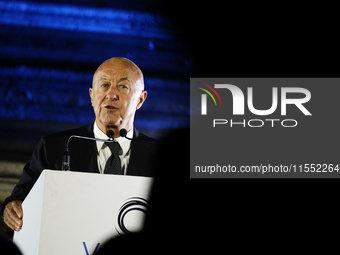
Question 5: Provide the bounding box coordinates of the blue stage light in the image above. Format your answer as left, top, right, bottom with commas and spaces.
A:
0, 0, 191, 134
0, 0, 174, 39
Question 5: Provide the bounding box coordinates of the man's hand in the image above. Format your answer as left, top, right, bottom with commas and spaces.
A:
3, 200, 23, 231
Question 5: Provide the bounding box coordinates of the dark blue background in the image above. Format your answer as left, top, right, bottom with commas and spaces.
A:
0, 0, 192, 161
1, 1, 340, 250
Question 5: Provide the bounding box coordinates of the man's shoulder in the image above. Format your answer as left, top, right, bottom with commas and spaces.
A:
42, 123, 94, 144
133, 129, 161, 148
45, 123, 93, 139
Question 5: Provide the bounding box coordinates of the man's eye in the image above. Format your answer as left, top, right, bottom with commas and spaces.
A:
100, 84, 109, 88
119, 84, 128, 89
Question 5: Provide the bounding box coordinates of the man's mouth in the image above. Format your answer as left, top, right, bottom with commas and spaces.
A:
104, 105, 118, 110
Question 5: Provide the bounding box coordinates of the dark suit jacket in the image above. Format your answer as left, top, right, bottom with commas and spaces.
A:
3, 122, 160, 205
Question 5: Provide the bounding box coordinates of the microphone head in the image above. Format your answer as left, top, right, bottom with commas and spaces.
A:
119, 129, 127, 137
106, 130, 115, 139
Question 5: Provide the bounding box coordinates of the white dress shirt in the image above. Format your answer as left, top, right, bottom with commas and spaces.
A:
93, 122, 133, 174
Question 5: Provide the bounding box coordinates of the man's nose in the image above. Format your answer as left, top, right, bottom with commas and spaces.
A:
106, 85, 119, 100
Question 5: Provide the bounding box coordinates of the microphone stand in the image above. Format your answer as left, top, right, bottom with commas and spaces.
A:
62, 133, 115, 171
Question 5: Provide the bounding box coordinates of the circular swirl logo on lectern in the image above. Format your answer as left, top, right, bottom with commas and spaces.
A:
115, 197, 149, 235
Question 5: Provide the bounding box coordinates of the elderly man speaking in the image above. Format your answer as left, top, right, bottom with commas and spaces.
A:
0, 57, 160, 233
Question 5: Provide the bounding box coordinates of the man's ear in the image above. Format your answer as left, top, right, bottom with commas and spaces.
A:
136, 90, 147, 110
89, 88, 94, 106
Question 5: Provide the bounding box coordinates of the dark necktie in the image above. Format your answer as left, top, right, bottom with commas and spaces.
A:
104, 142, 122, 175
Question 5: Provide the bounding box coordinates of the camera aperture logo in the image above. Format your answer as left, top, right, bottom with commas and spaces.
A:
198, 83, 223, 114
196, 80, 312, 128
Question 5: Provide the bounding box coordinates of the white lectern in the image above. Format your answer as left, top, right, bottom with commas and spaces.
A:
13, 170, 153, 255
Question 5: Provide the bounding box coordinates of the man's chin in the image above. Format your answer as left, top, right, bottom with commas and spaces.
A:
100, 117, 121, 128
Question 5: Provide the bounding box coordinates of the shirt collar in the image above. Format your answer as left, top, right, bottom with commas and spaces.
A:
93, 121, 133, 155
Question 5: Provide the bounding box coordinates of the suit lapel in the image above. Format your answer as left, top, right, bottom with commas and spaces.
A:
69, 122, 99, 173
126, 128, 158, 177
126, 128, 138, 175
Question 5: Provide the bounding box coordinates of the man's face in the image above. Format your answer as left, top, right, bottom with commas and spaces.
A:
89, 60, 146, 133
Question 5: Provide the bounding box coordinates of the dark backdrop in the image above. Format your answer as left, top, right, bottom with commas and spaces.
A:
1, 0, 339, 251
0, 0, 192, 162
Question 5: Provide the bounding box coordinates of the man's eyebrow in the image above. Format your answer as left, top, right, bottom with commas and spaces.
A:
99, 77, 110, 81
99, 77, 131, 83
118, 77, 131, 83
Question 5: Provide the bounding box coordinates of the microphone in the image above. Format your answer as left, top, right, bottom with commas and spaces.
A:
119, 129, 132, 140
119, 128, 158, 144
106, 130, 115, 139
62, 130, 115, 171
